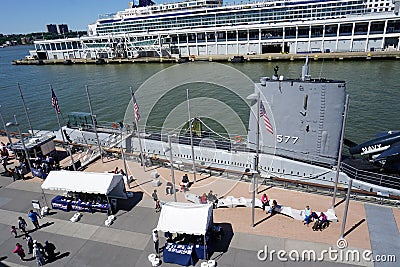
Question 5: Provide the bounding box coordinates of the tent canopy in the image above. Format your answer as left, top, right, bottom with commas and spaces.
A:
41, 171, 125, 198
156, 202, 213, 235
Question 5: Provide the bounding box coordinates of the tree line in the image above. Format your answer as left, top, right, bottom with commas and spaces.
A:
0, 31, 87, 46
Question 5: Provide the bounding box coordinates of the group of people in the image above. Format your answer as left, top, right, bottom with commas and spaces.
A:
303, 206, 328, 231
113, 166, 126, 177
11, 210, 58, 266
13, 237, 57, 265
260, 193, 279, 214
11, 210, 41, 239
200, 190, 218, 207
31, 155, 60, 178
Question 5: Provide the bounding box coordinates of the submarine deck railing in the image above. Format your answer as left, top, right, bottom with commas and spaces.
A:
341, 162, 400, 191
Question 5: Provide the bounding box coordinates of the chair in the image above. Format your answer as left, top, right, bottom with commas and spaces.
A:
70, 212, 82, 222
217, 198, 233, 208
152, 178, 161, 187
185, 193, 200, 204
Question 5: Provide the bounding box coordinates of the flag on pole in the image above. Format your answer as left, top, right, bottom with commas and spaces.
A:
260, 101, 273, 134
51, 89, 61, 114
132, 92, 140, 121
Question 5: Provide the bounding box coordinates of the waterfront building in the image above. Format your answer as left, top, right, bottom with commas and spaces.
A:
58, 24, 69, 35
29, 0, 400, 60
46, 24, 58, 34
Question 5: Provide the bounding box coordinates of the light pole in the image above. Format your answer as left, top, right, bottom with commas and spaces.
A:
119, 122, 130, 189
166, 135, 177, 202
6, 115, 32, 172
0, 109, 12, 144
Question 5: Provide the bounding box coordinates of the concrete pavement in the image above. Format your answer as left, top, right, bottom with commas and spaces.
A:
0, 155, 398, 266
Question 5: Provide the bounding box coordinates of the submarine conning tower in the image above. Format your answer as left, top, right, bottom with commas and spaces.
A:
247, 64, 347, 167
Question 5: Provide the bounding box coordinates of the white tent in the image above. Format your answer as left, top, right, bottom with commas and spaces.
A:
41, 170, 126, 198
156, 202, 213, 235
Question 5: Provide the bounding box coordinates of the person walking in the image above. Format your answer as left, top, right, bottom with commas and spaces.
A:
28, 210, 41, 229
18, 216, 27, 233
152, 190, 161, 212
152, 229, 159, 255
33, 243, 46, 266
10, 226, 17, 238
24, 233, 34, 254
13, 243, 25, 261
44, 240, 56, 262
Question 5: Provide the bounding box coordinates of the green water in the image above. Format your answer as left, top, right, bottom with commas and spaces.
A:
1, 45, 399, 144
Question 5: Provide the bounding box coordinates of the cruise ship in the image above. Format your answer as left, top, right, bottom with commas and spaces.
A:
28, 0, 400, 60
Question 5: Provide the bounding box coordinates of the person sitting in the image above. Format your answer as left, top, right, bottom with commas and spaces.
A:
303, 205, 312, 226
313, 212, 328, 231
180, 174, 190, 192
261, 194, 269, 211
267, 199, 278, 214
200, 193, 208, 204
207, 190, 218, 208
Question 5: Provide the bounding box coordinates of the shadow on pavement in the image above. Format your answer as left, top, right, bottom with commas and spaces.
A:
115, 191, 143, 214
212, 223, 234, 253
27, 221, 54, 234
46, 251, 70, 264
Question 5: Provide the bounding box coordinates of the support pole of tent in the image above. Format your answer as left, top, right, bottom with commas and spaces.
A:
106, 195, 112, 215
41, 189, 49, 209
204, 234, 207, 260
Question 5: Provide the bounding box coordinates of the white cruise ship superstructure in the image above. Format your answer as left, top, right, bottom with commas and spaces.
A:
29, 0, 400, 60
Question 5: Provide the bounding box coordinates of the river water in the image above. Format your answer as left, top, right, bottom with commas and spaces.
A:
0, 45, 399, 144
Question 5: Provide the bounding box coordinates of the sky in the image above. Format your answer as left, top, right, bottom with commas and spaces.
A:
0, 0, 133, 34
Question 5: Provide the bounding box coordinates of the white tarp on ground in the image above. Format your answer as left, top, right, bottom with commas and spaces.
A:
41, 170, 126, 198
156, 202, 213, 235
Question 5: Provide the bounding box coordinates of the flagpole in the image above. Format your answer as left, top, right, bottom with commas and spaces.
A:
186, 89, 196, 183
17, 83, 35, 136
120, 123, 131, 189
255, 92, 261, 193
252, 92, 261, 227
85, 85, 104, 163
130, 87, 145, 171
332, 94, 350, 209
50, 85, 76, 171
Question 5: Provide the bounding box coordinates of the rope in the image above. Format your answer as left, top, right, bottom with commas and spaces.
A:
196, 118, 234, 142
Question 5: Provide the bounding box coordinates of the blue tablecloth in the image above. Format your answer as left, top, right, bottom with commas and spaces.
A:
71, 201, 92, 212
51, 196, 109, 213
51, 195, 71, 211
194, 244, 213, 260
31, 168, 47, 179
163, 243, 196, 266
91, 202, 110, 213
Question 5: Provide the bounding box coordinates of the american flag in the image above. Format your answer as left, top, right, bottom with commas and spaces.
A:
132, 92, 140, 121
51, 89, 61, 114
260, 101, 273, 134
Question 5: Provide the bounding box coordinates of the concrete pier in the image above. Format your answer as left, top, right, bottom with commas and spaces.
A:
12, 51, 400, 65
